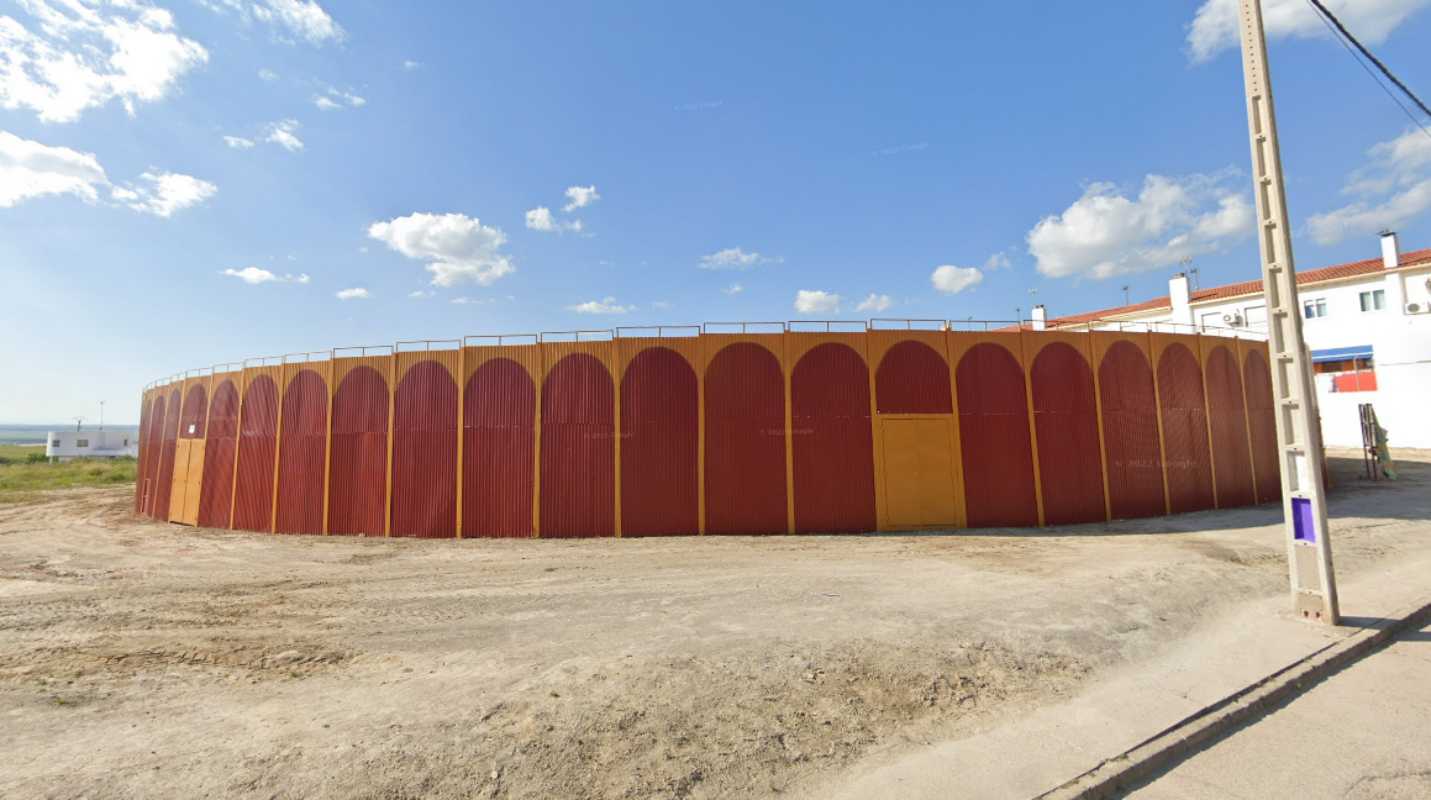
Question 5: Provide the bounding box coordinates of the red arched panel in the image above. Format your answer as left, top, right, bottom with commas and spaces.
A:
705, 342, 787, 534
540, 353, 615, 538
1206, 346, 1255, 508
1099, 341, 1165, 519
134, 395, 152, 513
152, 388, 181, 519
956, 343, 1038, 527
198, 379, 239, 527
141, 394, 166, 516
876, 340, 952, 414
792, 343, 876, 533
621, 348, 698, 537
274, 370, 328, 535
233, 376, 278, 532
392, 362, 458, 538
1030, 343, 1105, 525
179, 384, 207, 439
1157, 344, 1215, 513
328, 367, 389, 536
1244, 349, 1280, 503
464, 358, 536, 538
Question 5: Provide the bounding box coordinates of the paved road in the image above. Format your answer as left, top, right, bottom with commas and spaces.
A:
1132, 620, 1431, 800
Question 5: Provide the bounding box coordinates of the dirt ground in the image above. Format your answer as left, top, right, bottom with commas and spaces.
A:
2, 451, 1428, 799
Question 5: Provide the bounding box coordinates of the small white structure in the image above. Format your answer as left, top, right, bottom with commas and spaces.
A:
1046, 233, 1431, 448
45, 429, 139, 462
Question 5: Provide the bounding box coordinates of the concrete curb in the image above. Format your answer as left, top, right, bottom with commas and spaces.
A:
1033, 598, 1431, 800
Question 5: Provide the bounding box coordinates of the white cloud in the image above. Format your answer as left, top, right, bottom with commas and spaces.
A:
1187, 0, 1430, 62
368, 212, 515, 287
335, 287, 368, 300
402, 59, 422, 71
0, 130, 107, 207
0, 0, 209, 123
113, 171, 217, 217
931, 265, 984, 294
650, 300, 672, 311
983, 252, 1012, 270
525, 205, 582, 233
1307, 129, 1431, 245
568, 296, 632, 314
0, 130, 214, 217
206, 0, 344, 45
1026, 172, 1254, 280
313, 85, 364, 110
874, 142, 929, 157
794, 289, 840, 314
722, 282, 744, 296
451, 296, 493, 305
223, 135, 255, 149
562, 184, 600, 212
408, 289, 433, 299
265, 119, 303, 151
257, 67, 279, 81
856, 293, 893, 313
222, 267, 309, 285
699, 247, 782, 270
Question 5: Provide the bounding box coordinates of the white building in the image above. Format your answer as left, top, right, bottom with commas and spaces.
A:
45, 429, 139, 462
1039, 232, 1431, 448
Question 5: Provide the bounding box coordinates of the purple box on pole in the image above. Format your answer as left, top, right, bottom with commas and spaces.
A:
1292, 497, 1316, 543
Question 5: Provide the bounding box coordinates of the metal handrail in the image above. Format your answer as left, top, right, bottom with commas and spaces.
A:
614, 325, 701, 339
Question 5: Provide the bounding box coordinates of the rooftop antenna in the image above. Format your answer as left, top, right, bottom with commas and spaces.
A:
99, 400, 105, 431
1121, 285, 1131, 305
73, 416, 85, 432
1180, 256, 1200, 290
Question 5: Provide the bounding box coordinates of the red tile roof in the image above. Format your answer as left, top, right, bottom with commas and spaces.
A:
1047, 247, 1431, 326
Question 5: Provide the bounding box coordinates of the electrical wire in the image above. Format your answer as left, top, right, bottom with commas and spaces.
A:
1303, 0, 1431, 142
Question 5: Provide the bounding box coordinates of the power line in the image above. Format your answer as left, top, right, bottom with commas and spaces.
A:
1304, 0, 1431, 129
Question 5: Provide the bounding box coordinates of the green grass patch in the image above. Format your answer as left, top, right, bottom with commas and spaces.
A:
0, 453, 136, 503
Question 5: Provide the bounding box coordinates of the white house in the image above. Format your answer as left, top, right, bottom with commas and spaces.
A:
1038, 232, 1431, 449
45, 429, 139, 462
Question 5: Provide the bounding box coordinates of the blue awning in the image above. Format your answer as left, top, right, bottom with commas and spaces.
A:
1310, 345, 1373, 363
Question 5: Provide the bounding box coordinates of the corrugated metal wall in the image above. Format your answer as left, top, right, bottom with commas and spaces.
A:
1154, 341, 1216, 513
151, 387, 181, 520
134, 392, 153, 513
463, 350, 537, 537
197, 376, 240, 527
540, 346, 617, 538
1204, 344, 1256, 508
1028, 338, 1106, 525
328, 359, 390, 536
274, 367, 329, 534
137, 329, 1278, 538
953, 338, 1039, 527
233, 371, 280, 532
391, 353, 459, 538
1097, 337, 1167, 519
620, 342, 700, 537
1242, 346, 1281, 503
790, 338, 876, 533
704, 339, 788, 534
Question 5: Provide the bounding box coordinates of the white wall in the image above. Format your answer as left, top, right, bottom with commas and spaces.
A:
45, 430, 139, 460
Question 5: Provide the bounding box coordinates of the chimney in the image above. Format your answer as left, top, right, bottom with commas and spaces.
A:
1168, 272, 1193, 325
1380, 230, 1400, 268
1031, 304, 1047, 331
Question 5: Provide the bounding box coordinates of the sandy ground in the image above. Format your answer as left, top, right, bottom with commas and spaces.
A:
2, 451, 1428, 799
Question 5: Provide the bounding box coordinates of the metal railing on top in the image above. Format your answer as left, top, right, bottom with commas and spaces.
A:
141, 317, 1268, 388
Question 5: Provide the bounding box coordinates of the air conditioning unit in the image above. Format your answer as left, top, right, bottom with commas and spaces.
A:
1406, 302, 1429, 315
1222, 312, 1243, 326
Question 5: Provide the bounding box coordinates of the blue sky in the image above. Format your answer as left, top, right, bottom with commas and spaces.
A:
3, 0, 1431, 424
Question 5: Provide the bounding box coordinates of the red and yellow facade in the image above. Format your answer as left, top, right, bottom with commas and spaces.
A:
135, 326, 1280, 537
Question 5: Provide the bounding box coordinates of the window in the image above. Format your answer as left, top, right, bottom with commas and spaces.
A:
1200, 311, 1222, 330
75, 438, 89, 448
51, 439, 60, 447
1303, 298, 1327, 319
1359, 289, 1386, 312
1244, 305, 1267, 328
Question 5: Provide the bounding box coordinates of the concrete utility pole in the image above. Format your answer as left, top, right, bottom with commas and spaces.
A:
1237, 0, 1339, 624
